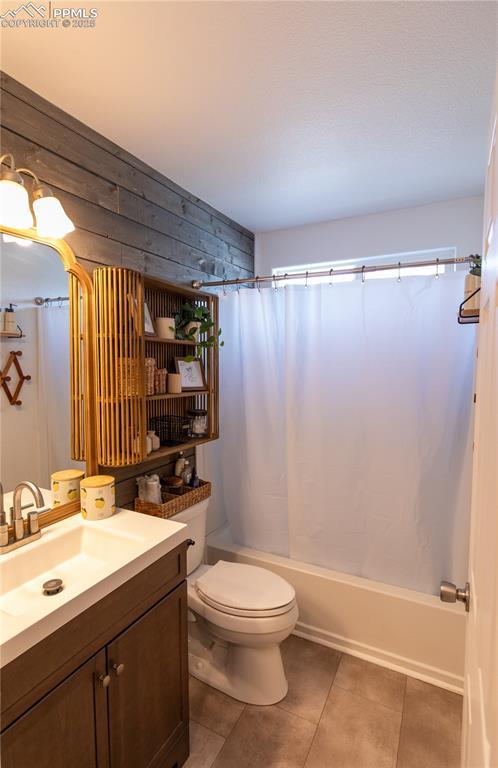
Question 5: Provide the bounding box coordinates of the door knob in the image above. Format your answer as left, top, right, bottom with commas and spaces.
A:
440, 580, 470, 612
96, 673, 111, 688
111, 662, 125, 676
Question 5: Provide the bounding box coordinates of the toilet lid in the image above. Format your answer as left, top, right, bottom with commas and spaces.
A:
195, 560, 295, 613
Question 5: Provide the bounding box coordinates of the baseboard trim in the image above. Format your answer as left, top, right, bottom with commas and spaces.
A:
293, 621, 464, 694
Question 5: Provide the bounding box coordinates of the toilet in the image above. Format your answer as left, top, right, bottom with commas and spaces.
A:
172, 500, 298, 705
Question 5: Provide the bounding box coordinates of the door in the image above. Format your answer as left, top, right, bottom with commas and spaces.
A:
462, 69, 498, 768
1, 650, 109, 768
107, 582, 189, 768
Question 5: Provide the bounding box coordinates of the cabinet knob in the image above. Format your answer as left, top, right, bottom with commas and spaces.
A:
112, 662, 125, 676
97, 673, 111, 688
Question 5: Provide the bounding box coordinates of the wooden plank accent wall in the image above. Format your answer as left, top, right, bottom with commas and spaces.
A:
1, 71, 254, 506
0, 71, 255, 286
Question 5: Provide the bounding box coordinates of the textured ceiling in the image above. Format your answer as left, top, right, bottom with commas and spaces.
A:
1, 1, 496, 231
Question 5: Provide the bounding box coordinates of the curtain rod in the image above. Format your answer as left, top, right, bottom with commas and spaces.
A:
192, 255, 477, 289
34, 296, 69, 306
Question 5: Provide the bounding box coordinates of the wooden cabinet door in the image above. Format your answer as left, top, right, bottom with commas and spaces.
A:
1, 650, 109, 768
107, 582, 189, 768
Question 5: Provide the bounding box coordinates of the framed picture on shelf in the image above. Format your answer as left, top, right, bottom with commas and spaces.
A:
144, 302, 155, 335
175, 357, 207, 391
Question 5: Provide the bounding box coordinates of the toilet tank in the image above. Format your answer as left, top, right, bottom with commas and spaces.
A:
170, 499, 208, 575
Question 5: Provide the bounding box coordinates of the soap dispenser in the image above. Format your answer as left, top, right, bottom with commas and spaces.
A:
174, 451, 186, 478
181, 460, 192, 485
3, 304, 17, 334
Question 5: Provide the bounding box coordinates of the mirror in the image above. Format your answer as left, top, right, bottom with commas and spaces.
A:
0, 237, 85, 515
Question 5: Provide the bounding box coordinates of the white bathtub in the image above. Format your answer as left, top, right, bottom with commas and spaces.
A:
207, 525, 466, 693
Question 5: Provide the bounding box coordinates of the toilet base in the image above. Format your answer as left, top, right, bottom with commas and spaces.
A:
188, 637, 288, 705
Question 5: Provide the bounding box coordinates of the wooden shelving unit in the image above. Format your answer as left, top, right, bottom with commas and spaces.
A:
142, 276, 219, 465
146, 390, 209, 401
94, 269, 219, 467
0, 330, 24, 339
140, 436, 214, 463
145, 336, 198, 346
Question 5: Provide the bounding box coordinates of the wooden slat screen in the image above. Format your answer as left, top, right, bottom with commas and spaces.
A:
94, 267, 146, 466
69, 273, 85, 461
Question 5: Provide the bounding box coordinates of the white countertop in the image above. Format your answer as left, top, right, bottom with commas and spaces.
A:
0, 508, 187, 667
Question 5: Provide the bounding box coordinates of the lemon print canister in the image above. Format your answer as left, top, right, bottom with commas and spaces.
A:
80, 475, 116, 520
51, 469, 85, 506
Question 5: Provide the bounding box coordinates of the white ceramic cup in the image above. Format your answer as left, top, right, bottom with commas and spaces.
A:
156, 317, 176, 340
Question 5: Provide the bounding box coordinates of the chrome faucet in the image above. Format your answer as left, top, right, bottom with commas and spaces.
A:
0, 481, 44, 553
12, 481, 44, 541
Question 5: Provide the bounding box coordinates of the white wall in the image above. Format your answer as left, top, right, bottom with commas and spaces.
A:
256, 195, 484, 273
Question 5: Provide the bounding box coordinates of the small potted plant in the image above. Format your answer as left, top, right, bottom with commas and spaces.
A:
174, 302, 223, 353
469, 254, 481, 276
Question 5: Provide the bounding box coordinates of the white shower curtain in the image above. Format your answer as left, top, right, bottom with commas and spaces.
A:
206, 272, 475, 595
37, 306, 84, 487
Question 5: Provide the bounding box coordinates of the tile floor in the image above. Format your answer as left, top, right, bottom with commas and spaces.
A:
185, 635, 463, 768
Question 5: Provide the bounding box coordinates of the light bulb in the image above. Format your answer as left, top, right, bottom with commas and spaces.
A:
33, 195, 75, 238
3, 234, 32, 247
0, 178, 34, 229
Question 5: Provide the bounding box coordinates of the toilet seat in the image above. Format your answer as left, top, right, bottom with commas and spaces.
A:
194, 560, 296, 619
196, 591, 296, 618
188, 579, 299, 637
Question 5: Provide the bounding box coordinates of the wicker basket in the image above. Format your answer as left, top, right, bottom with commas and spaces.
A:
135, 479, 211, 520
145, 358, 156, 396
117, 357, 140, 397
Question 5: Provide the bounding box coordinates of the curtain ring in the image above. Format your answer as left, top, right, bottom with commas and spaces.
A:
329, 268, 334, 286
237, 281, 240, 293
305, 270, 309, 288
361, 266, 366, 284
257, 276, 261, 293
435, 258, 440, 279
273, 275, 278, 291
397, 261, 401, 282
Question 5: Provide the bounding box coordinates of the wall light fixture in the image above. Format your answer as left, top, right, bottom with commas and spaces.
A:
0, 153, 75, 240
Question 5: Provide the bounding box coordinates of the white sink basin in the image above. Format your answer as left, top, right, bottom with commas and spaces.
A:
0, 509, 187, 667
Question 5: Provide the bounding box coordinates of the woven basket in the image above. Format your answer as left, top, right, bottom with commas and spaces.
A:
117, 357, 140, 397
145, 358, 156, 396
135, 479, 211, 520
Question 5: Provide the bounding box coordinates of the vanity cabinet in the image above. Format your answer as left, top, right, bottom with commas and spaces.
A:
0, 542, 189, 768
107, 585, 188, 768
1, 651, 107, 768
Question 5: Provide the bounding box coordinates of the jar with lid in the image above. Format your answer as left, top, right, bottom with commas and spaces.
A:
188, 408, 208, 437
